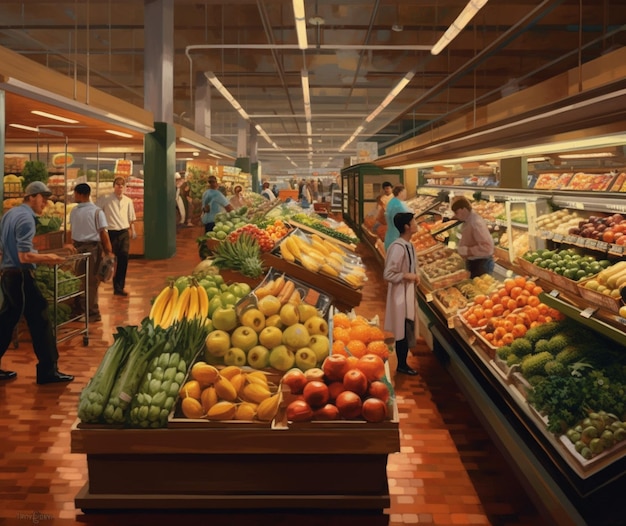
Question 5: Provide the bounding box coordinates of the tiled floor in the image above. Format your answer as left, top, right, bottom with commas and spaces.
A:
0, 225, 547, 525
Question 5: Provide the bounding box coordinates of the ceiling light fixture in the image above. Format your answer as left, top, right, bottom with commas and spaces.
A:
105, 129, 134, 138
559, 152, 615, 159
365, 71, 415, 123
301, 69, 312, 121
431, 0, 489, 56
9, 123, 40, 133
293, 0, 308, 50
205, 72, 250, 121
31, 110, 79, 124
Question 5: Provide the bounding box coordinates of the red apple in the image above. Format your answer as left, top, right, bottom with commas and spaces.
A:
361, 397, 387, 423
302, 380, 329, 408
286, 400, 313, 422
281, 368, 308, 395
342, 368, 368, 396
335, 390, 362, 419
327, 381, 345, 401
368, 381, 390, 403
312, 403, 340, 421
355, 354, 385, 382
322, 354, 350, 382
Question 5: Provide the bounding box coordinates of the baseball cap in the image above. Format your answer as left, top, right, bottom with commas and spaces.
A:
175, 172, 182, 180
24, 181, 53, 197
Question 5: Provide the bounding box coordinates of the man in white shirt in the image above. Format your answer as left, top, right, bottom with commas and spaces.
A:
70, 183, 114, 321
98, 177, 136, 296
261, 181, 276, 201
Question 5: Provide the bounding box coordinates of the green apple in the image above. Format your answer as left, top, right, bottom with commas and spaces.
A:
239, 307, 266, 333
205, 330, 231, 357
259, 326, 283, 349
247, 345, 270, 369
308, 334, 330, 364
269, 345, 295, 371
206, 286, 220, 299
212, 305, 237, 331
228, 284, 243, 298
279, 303, 299, 326
295, 347, 317, 371
231, 325, 258, 352
213, 275, 225, 286
208, 296, 223, 317
282, 323, 310, 350
220, 291, 238, 306
238, 283, 252, 297
224, 347, 247, 366
304, 315, 328, 336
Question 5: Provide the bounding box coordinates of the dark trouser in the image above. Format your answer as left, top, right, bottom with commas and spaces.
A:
0, 269, 58, 373
395, 337, 409, 370
204, 222, 215, 233
108, 229, 130, 293
74, 241, 102, 315
466, 257, 495, 278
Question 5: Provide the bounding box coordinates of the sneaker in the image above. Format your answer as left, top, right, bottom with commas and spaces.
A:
0, 369, 17, 381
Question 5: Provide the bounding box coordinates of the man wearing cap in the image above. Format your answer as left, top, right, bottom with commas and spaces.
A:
70, 183, 114, 321
98, 177, 136, 296
0, 181, 74, 384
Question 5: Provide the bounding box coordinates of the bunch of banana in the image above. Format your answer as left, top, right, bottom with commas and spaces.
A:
179, 363, 281, 422
150, 281, 209, 328
279, 233, 367, 289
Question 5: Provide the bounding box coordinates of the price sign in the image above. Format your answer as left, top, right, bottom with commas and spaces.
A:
585, 239, 598, 250
426, 293, 433, 302
552, 233, 564, 243
580, 307, 597, 319
489, 195, 495, 202
468, 334, 476, 345
609, 244, 625, 256
448, 317, 455, 329
596, 241, 609, 252
549, 289, 560, 298
564, 235, 578, 244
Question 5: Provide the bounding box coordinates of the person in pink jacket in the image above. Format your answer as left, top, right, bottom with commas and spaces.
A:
383, 212, 420, 376
451, 196, 495, 278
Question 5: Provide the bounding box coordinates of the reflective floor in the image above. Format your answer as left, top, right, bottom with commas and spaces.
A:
0, 225, 546, 525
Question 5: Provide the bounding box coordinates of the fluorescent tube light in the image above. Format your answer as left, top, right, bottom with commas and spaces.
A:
9, 123, 40, 132
293, 0, 308, 49
431, 0, 489, 56
105, 129, 134, 138
559, 152, 615, 159
205, 71, 250, 121
31, 110, 79, 124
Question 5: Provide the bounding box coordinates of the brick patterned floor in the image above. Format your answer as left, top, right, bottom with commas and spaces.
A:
0, 226, 547, 525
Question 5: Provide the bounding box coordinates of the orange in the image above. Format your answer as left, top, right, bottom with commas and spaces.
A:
345, 339, 367, 358
368, 326, 385, 342
516, 295, 528, 307
366, 340, 390, 359
504, 278, 516, 292
524, 281, 536, 292
474, 294, 487, 305
332, 340, 348, 356
532, 285, 543, 296
512, 323, 527, 338
332, 327, 351, 344
482, 299, 494, 310
514, 276, 527, 288
502, 333, 514, 345
527, 296, 540, 307
492, 304, 505, 317
510, 286, 523, 299
332, 313, 351, 329
482, 308, 494, 319
350, 315, 370, 327
350, 324, 372, 343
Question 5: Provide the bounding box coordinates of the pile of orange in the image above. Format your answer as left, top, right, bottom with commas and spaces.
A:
330, 313, 390, 359
459, 275, 565, 348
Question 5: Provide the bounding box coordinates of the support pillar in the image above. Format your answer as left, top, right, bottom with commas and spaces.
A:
194, 72, 211, 138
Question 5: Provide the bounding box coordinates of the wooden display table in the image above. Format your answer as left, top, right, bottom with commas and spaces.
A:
71, 420, 400, 512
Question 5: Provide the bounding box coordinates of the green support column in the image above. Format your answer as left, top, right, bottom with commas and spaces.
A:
144, 122, 176, 259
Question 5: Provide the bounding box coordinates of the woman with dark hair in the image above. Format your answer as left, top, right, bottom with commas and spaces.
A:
383, 185, 410, 250
383, 212, 420, 376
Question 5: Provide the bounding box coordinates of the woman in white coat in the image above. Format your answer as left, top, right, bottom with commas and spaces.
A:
383, 212, 420, 376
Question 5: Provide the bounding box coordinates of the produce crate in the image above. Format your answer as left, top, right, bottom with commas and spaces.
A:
547, 272, 584, 297
516, 256, 554, 283
261, 252, 362, 310
420, 268, 470, 291
577, 276, 622, 313
252, 267, 333, 316
33, 230, 65, 251
494, 245, 510, 264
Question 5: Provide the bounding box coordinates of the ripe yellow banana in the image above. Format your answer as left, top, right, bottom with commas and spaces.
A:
311, 239, 330, 256
280, 242, 296, 262
320, 263, 340, 277
159, 285, 179, 329
196, 284, 209, 319
300, 253, 321, 272
185, 285, 199, 319
285, 236, 301, 259
150, 284, 173, 326
172, 285, 192, 323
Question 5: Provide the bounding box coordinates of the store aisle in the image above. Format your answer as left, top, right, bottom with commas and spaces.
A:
0, 227, 547, 526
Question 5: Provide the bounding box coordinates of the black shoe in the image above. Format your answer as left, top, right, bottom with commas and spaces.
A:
397, 367, 418, 376
0, 369, 17, 381
37, 371, 74, 385
114, 290, 128, 296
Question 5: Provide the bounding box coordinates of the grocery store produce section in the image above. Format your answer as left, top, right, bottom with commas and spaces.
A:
388, 183, 626, 525
70, 199, 398, 512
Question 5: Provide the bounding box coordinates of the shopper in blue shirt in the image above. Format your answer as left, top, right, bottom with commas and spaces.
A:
0, 181, 74, 384
384, 185, 411, 251
201, 176, 233, 233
